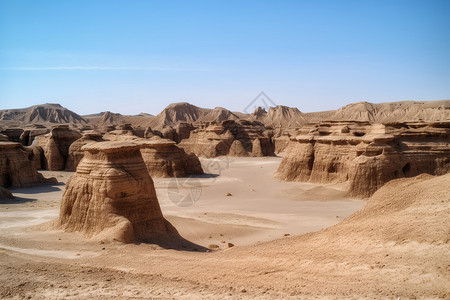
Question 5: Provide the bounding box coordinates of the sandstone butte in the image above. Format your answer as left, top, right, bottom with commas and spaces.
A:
0, 141, 57, 191
34, 125, 82, 171
57, 141, 183, 244
276, 121, 450, 197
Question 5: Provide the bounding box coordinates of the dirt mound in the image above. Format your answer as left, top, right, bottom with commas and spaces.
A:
0, 103, 87, 125
57, 141, 180, 244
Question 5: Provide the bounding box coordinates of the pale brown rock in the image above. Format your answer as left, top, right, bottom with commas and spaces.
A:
65, 130, 103, 171
228, 139, 249, 157
0, 142, 57, 188
57, 141, 179, 244
139, 138, 203, 177
251, 138, 264, 157
34, 125, 82, 171
277, 121, 450, 198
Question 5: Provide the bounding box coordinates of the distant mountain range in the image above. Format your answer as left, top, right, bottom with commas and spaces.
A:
1, 100, 449, 129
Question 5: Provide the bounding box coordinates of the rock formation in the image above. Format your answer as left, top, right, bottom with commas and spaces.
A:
179, 123, 235, 158
0, 142, 57, 188
251, 138, 264, 157
228, 139, 249, 157
140, 138, 204, 177
57, 141, 179, 243
277, 121, 450, 197
65, 130, 103, 171
19, 125, 49, 145
34, 125, 82, 170
0, 187, 14, 199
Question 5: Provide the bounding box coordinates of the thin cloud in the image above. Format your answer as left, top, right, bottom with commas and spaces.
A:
0, 66, 212, 71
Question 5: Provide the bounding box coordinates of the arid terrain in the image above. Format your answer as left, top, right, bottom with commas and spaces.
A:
0, 100, 449, 299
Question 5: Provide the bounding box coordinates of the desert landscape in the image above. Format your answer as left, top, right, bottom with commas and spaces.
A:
1, 1, 450, 299
0, 100, 449, 299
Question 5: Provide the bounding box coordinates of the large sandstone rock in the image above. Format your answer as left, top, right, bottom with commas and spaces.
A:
277, 121, 450, 198
140, 138, 204, 177
34, 125, 82, 170
179, 124, 234, 158
65, 130, 103, 171
228, 139, 249, 157
57, 141, 179, 243
0, 142, 57, 188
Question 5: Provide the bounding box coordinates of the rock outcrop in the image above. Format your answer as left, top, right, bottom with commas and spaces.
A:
140, 138, 204, 177
0, 187, 14, 199
277, 121, 450, 197
0, 142, 57, 188
228, 139, 249, 157
57, 141, 178, 243
34, 125, 82, 170
179, 123, 235, 158
65, 130, 103, 171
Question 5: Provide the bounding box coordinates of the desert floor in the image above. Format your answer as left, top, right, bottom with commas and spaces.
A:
0, 157, 447, 299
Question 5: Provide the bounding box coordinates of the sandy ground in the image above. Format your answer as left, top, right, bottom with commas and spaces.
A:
0, 157, 448, 299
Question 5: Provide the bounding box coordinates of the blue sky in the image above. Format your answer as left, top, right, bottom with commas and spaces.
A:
0, 0, 449, 115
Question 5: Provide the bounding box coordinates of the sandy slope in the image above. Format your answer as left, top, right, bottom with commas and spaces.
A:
0, 158, 448, 299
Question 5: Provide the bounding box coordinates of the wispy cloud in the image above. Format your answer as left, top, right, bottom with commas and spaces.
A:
0, 66, 201, 71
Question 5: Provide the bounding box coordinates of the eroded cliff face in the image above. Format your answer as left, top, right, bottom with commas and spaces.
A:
65, 130, 103, 171
178, 120, 275, 157
277, 122, 450, 198
0, 142, 57, 188
140, 138, 203, 178
57, 141, 178, 243
34, 125, 82, 171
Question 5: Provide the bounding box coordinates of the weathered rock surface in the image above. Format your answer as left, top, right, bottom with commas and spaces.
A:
277, 121, 450, 197
0, 186, 14, 199
0, 142, 57, 188
228, 139, 249, 157
179, 124, 235, 158
179, 120, 275, 157
140, 138, 204, 177
57, 141, 179, 243
34, 125, 82, 170
65, 130, 103, 171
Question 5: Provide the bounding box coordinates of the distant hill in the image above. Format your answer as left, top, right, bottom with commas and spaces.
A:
0, 103, 87, 125
328, 100, 450, 122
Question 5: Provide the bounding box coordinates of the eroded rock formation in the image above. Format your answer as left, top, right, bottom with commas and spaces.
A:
0, 187, 14, 199
57, 141, 178, 243
34, 125, 82, 170
140, 138, 204, 177
65, 130, 103, 171
277, 121, 450, 197
0, 142, 57, 188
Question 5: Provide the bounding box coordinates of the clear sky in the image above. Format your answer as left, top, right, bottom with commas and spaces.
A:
0, 0, 449, 115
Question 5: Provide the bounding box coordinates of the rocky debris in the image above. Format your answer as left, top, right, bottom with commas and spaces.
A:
65, 130, 103, 171
139, 138, 204, 178
0, 186, 14, 199
277, 121, 450, 197
57, 141, 179, 243
0, 142, 57, 188
227, 242, 235, 248
208, 244, 220, 250
34, 125, 82, 171
225, 193, 232, 196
